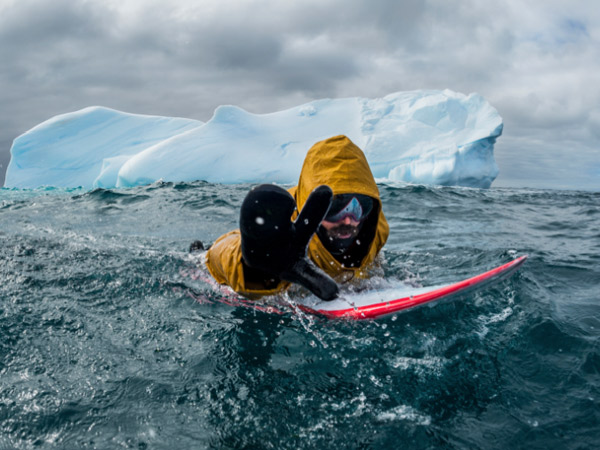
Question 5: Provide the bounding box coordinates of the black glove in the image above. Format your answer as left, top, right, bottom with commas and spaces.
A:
239, 184, 339, 301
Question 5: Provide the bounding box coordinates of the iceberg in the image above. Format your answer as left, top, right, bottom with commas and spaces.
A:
5, 90, 503, 190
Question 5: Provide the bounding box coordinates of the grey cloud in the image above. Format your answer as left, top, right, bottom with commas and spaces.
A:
1, 0, 599, 189
180, 23, 283, 70
0, 140, 10, 187
0, 0, 108, 42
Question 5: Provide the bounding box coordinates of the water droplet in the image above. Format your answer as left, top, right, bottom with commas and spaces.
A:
304, 219, 309, 225
255, 217, 265, 225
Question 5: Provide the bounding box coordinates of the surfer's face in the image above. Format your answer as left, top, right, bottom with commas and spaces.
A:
319, 194, 374, 244
320, 216, 361, 240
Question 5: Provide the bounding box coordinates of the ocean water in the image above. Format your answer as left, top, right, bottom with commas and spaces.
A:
1, 181, 598, 449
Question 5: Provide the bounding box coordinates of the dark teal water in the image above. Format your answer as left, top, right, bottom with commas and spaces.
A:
1, 182, 598, 449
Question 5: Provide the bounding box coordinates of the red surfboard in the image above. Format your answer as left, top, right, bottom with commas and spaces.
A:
294, 255, 528, 320
186, 255, 527, 320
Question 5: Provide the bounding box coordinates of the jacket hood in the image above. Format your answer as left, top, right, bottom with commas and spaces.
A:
293, 135, 389, 275
295, 135, 381, 208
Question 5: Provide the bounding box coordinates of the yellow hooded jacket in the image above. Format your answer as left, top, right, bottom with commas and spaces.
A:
205, 135, 389, 297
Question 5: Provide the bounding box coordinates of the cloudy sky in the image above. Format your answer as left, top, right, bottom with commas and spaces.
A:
0, 0, 598, 190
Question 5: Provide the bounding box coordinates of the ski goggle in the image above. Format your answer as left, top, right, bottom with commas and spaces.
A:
324, 194, 374, 223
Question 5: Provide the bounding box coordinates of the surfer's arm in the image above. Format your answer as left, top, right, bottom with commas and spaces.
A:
205, 230, 288, 297
239, 184, 339, 300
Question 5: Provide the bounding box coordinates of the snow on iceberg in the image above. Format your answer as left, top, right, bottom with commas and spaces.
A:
5, 90, 503, 189
4, 107, 202, 189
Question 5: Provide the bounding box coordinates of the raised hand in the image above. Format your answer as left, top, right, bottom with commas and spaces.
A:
239, 184, 339, 300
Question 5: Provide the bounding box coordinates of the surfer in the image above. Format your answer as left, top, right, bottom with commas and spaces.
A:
199, 135, 389, 301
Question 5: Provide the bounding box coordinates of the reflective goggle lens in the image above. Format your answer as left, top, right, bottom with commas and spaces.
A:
325, 194, 374, 222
